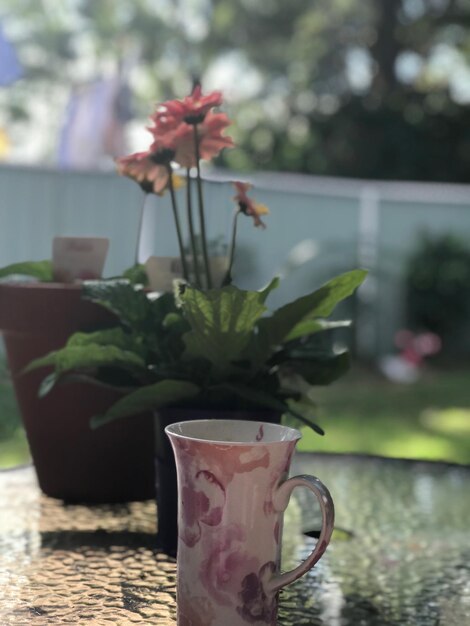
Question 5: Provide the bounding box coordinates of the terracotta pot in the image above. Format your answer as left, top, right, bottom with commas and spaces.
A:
153, 407, 282, 556
0, 282, 155, 503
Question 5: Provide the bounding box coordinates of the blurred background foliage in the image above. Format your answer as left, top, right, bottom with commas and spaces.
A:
406, 234, 470, 356
1, 0, 470, 180
0, 0, 469, 467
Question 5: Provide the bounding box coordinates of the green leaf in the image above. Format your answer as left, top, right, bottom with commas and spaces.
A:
304, 526, 354, 541
285, 319, 351, 342
0, 260, 53, 282
82, 281, 178, 340
24, 350, 59, 372
163, 312, 182, 328
180, 285, 268, 372
301, 269, 367, 318
25, 344, 146, 375
54, 372, 133, 393
91, 380, 200, 428
67, 327, 144, 357
217, 382, 325, 435
122, 263, 149, 286
279, 350, 351, 386
258, 275, 281, 302
254, 269, 367, 362
82, 281, 153, 327
215, 381, 285, 413
38, 373, 58, 397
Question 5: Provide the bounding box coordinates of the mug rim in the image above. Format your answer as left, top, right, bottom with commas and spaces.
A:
165, 419, 302, 446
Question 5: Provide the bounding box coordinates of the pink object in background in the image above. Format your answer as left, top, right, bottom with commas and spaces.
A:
166, 419, 335, 626
379, 329, 442, 383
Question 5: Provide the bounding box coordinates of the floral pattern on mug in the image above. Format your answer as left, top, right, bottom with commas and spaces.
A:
237, 560, 278, 625
263, 440, 297, 517
181, 469, 226, 547
175, 437, 271, 487
200, 525, 260, 607
176, 438, 273, 547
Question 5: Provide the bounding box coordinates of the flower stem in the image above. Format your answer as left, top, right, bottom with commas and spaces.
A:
167, 168, 190, 281
186, 168, 202, 288
134, 192, 148, 266
223, 208, 240, 286
193, 125, 213, 289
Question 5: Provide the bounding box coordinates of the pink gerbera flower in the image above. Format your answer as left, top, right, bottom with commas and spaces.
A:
116, 149, 172, 194
159, 112, 233, 168
151, 84, 223, 132
232, 182, 269, 228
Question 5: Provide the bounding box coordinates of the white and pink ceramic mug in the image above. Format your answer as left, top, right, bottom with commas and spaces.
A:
166, 419, 335, 626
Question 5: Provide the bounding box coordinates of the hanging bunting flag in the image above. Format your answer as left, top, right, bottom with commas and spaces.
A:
58, 75, 133, 169
0, 24, 23, 86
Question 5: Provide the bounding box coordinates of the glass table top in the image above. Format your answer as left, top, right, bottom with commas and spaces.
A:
0, 454, 468, 625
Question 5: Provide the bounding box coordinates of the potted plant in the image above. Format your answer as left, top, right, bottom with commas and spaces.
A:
0, 239, 155, 504
29, 85, 367, 552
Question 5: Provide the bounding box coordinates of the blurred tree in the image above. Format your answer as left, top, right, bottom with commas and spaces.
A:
204, 0, 470, 181
1, 0, 469, 180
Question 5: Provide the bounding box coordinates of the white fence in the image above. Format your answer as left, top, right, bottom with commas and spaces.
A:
1, 164, 469, 358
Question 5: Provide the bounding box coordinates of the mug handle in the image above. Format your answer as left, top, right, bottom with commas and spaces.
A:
267, 474, 335, 594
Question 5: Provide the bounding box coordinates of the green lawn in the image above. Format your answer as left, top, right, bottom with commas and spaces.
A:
0, 363, 31, 468
0, 366, 469, 468
298, 368, 470, 465
0, 426, 30, 468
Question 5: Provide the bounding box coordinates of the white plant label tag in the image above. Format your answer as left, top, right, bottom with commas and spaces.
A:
52, 236, 109, 283
145, 257, 180, 292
